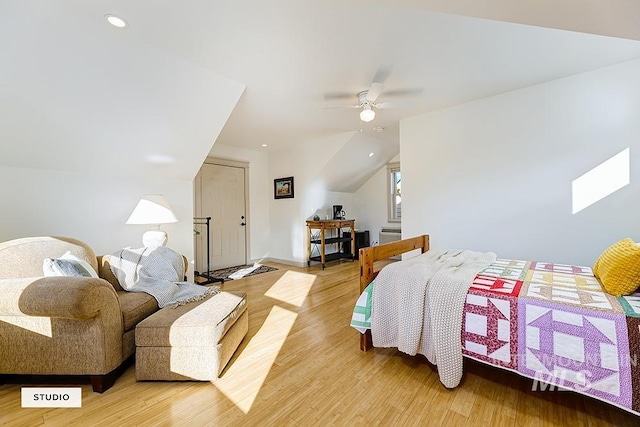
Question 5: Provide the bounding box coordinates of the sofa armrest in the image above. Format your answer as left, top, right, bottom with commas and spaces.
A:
0, 276, 119, 320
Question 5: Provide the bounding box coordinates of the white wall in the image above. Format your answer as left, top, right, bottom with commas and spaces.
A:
208, 131, 402, 265
208, 138, 372, 266
401, 59, 640, 266
0, 166, 195, 275
268, 134, 356, 265
207, 143, 271, 263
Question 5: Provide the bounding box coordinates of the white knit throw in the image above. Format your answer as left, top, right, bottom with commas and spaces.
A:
110, 246, 219, 308
371, 249, 496, 388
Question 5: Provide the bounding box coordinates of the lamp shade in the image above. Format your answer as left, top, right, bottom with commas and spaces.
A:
360, 105, 375, 122
126, 195, 178, 225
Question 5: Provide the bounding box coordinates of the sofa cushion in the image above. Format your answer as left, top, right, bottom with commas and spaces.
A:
98, 255, 124, 291
117, 291, 159, 332
43, 252, 100, 278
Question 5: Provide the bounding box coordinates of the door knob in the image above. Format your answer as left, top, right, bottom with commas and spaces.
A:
241, 222, 246, 226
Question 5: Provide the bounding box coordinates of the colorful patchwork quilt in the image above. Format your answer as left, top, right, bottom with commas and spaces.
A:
351, 258, 640, 415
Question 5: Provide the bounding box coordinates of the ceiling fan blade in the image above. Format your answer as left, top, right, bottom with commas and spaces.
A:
324, 92, 357, 100
371, 65, 392, 85
366, 82, 385, 103
322, 104, 360, 109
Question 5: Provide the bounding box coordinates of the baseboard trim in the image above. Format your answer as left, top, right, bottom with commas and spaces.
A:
254, 257, 306, 268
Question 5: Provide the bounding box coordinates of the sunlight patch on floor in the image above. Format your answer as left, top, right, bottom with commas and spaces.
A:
0, 316, 52, 337
264, 270, 316, 307
213, 305, 298, 413
572, 148, 630, 214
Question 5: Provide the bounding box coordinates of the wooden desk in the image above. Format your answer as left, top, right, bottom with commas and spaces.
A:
306, 219, 355, 269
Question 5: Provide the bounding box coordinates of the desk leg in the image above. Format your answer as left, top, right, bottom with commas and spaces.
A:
350, 224, 355, 260
307, 226, 311, 267
320, 228, 326, 269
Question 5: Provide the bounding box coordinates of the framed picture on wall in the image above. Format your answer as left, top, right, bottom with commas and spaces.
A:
274, 176, 294, 199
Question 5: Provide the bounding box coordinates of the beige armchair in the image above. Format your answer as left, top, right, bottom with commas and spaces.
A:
0, 236, 160, 392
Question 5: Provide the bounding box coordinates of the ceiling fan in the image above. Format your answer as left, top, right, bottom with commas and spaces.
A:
358, 83, 384, 122
324, 80, 422, 123
323, 82, 387, 122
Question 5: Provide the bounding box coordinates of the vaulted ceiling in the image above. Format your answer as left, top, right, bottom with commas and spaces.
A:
3, 1, 640, 184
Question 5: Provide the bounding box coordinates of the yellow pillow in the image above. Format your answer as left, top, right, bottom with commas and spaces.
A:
593, 238, 640, 296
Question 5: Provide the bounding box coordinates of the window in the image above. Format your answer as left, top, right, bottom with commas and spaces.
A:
387, 162, 401, 222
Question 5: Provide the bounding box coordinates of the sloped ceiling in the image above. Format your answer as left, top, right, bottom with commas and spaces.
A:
200, 0, 640, 152
0, 1, 245, 181
3, 1, 640, 188
320, 132, 398, 193
379, 0, 640, 41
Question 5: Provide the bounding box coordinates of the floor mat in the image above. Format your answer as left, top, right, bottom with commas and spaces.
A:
200, 264, 278, 282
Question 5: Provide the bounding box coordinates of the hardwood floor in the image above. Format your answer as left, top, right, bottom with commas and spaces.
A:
1, 261, 638, 426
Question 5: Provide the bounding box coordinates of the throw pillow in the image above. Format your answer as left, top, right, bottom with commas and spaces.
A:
43, 252, 99, 278
593, 238, 640, 296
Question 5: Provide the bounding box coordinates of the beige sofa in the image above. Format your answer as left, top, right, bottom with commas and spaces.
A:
0, 236, 160, 392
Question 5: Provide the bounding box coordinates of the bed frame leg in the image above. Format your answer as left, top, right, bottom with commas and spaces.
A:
360, 330, 373, 351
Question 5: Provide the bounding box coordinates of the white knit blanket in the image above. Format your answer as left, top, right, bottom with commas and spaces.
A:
371, 249, 496, 388
110, 246, 219, 308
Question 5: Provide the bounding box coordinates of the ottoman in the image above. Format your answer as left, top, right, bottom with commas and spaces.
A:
135, 291, 248, 381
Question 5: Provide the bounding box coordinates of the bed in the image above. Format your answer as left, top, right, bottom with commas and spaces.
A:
351, 235, 640, 416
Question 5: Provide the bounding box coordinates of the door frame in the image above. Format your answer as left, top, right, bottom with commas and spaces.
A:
195, 156, 250, 269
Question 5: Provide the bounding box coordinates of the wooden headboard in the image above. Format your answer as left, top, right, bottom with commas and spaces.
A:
358, 234, 429, 292
357, 234, 430, 351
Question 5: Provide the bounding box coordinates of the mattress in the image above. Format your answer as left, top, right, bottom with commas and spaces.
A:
351, 257, 640, 415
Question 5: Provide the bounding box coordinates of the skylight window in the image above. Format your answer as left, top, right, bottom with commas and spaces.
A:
572, 148, 630, 214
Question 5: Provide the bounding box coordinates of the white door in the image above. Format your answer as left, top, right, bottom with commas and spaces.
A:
195, 162, 247, 272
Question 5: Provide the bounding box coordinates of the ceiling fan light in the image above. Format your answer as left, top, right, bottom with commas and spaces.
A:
360, 105, 375, 122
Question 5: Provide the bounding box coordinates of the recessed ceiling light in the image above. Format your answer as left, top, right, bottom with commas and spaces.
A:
105, 14, 128, 29
261, 144, 268, 147
368, 152, 375, 157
